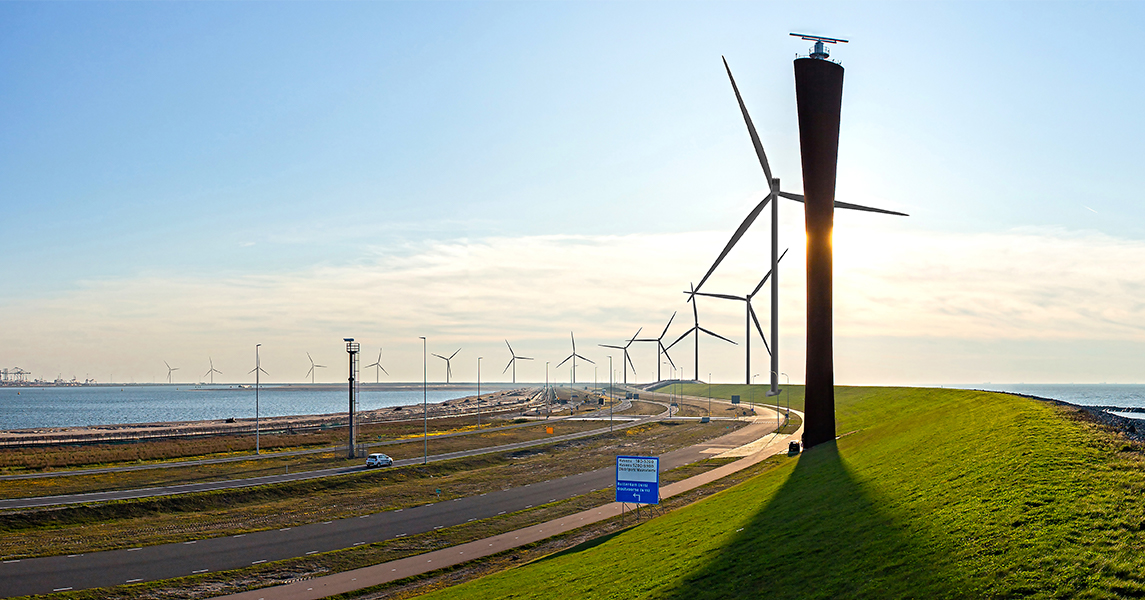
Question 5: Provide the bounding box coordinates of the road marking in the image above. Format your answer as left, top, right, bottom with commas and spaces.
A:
184, 541, 197, 545
306, 550, 318, 555
354, 541, 366, 546
359, 515, 369, 519
193, 569, 208, 574
67, 554, 82, 557
498, 511, 505, 515
233, 534, 246, 538
323, 521, 333, 525
480, 493, 487, 496
434, 525, 442, 529
395, 509, 403, 512
467, 518, 475, 522
126, 578, 143, 583
53, 587, 73, 592
252, 560, 266, 565
3, 559, 20, 563
392, 568, 397, 572
525, 505, 532, 508
128, 547, 142, 552
279, 527, 292, 531
550, 499, 556, 502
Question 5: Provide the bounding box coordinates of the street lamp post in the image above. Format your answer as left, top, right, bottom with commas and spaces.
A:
420, 337, 427, 464
708, 372, 712, 418
477, 356, 482, 430
608, 355, 613, 433
545, 361, 550, 419
248, 344, 268, 455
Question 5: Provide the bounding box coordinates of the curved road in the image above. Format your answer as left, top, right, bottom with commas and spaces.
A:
0, 408, 778, 597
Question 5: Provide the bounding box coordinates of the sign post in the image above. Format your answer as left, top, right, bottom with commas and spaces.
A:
616, 455, 660, 506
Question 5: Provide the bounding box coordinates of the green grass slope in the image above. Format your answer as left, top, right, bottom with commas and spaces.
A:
422, 387, 1145, 599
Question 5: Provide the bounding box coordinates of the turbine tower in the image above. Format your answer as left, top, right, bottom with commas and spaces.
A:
364, 349, 388, 383
635, 313, 679, 382
692, 250, 787, 384
502, 340, 533, 384
667, 285, 737, 380
598, 328, 641, 386
203, 357, 222, 385
556, 332, 593, 385
305, 353, 327, 384
699, 46, 907, 447
432, 348, 461, 384
164, 361, 179, 384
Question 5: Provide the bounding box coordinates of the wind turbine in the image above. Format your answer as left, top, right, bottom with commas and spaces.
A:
203, 357, 222, 385
598, 328, 641, 386
502, 340, 533, 384
364, 349, 388, 383
305, 352, 326, 384
691, 249, 788, 384
556, 332, 593, 385
667, 284, 737, 381
164, 361, 179, 384
432, 348, 461, 384
635, 313, 679, 382
692, 56, 907, 397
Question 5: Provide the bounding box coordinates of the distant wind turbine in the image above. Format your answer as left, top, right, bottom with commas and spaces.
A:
164, 361, 180, 384
203, 357, 222, 385
432, 348, 461, 384
556, 332, 593, 385
667, 283, 737, 380
691, 249, 788, 384
364, 349, 389, 383
502, 340, 533, 384
305, 353, 327, 384
599, 328, 641, 386
635, 312, 679, 383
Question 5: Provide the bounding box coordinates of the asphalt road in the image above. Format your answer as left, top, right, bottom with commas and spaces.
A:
0, 417, 768, 597
0, 410, 645, 511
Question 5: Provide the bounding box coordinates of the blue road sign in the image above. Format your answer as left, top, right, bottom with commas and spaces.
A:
616, 455, 660, 505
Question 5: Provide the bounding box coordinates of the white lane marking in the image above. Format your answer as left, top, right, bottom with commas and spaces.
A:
395, 509, 403, 512
127, 547, 142, 552
392, 569, 397, 572
434, 525, 442, 529
359, 515, 369, 519
525, 505, 532, 508
354, 541, 366, 546
3, 559, 20, 563
126, 578, 143, 583
233, 534, 246, 538
193, 569, 208, 573
498, 511, 506, 515
184, 541, 197, 545
305, 550, 318, 555
480, 493, 487, 496
53, 587, 73, 592
467, 518, 475, 522
322, 521, 333, 525
279, 527, 292, 531
251, 559, 266, 565
550, 499, 556, 502
67, 554, 82, 558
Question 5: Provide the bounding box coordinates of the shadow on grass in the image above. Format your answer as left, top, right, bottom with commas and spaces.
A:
658, 441, 955, 600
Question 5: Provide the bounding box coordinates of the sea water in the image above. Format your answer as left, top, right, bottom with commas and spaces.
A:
0, 385, 519, 431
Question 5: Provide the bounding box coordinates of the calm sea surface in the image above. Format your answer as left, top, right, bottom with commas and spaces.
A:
0, 385, 519, 431
953, 384, 1145, 412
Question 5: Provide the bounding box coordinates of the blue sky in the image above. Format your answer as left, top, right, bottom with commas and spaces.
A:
3, 1, 1144, 385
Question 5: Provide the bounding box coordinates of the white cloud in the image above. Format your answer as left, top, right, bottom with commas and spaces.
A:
3, 226, 1145, 384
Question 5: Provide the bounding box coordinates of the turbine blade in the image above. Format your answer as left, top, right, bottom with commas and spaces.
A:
749, 248, 788, 297
833, 199, 910, 216
505, 340, 514, 355
625, 351, 637, 375
449, 349, 460, 360
556, 355, 573, 368
380, 366, 389, 375
504, 358, 514, 374
575, 353, 595, 364
698, 326, 738, 345
693, 292, 747, 302
667, 327, 697, 351
520, 356, 533, 361
659, 312, 676, 340
599, 344, 623, 349
694, 196, 771, 293
778, 191, 804, 202
625, 327, 643, 346
749, 303, 771, 356
432, 354, 446, 360
661, 343, 677, 369
723, 56, 773, 183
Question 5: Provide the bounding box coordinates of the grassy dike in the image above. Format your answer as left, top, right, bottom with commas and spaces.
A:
419, 386, 1145, 599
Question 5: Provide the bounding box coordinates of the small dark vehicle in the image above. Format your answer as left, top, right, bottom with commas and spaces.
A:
788, 441, 801, 455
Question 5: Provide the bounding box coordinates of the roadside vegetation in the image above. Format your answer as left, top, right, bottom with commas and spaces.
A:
0, 419, 741, 559
419, 386, 1145, 599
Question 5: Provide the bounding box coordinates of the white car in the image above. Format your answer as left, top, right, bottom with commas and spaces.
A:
365, 453, 393, 468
